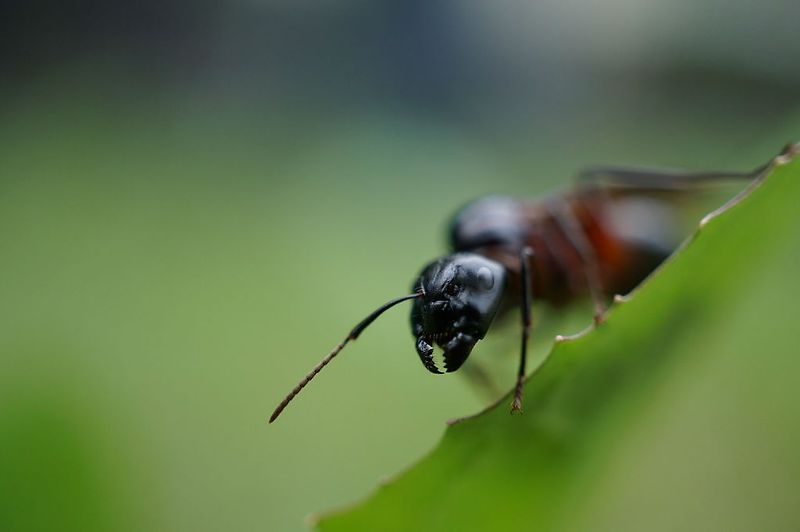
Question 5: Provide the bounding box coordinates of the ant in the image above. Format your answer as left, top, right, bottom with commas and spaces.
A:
269, 144, 797, 423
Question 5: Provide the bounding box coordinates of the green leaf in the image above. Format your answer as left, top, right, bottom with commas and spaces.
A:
316, 146, 800, 532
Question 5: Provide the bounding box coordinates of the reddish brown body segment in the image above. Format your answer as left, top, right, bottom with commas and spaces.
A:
449, 189, 680, 309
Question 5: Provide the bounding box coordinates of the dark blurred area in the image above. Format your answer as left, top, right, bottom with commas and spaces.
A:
0, 2, 798, 531
4, 0, 799, 163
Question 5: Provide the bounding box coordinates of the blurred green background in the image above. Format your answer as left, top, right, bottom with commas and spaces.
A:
0, 2, 798, 531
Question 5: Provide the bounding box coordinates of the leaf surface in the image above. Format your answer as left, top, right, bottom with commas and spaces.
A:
317, 147, 800, 532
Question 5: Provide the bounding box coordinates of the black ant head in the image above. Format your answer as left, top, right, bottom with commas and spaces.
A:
410, 253, 506, 374
269, 253, 506, 423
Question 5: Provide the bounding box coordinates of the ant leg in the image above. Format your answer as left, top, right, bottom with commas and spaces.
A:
547, 201, 608, 324
574, 164, 766, 191
461, 361, 502, 402
512, 247, 534, 413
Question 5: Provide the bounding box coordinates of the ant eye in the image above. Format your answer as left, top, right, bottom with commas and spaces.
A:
445, 283, 460, 296
477, 266, 494, 290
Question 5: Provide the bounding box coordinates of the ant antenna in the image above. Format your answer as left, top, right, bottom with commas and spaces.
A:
269, 292, 422, 423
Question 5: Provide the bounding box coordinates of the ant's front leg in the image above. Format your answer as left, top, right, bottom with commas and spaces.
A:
461, 361, 503, 402
512, 247, 534, 414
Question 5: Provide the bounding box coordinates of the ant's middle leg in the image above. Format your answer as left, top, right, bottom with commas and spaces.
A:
546, 200, 609, 324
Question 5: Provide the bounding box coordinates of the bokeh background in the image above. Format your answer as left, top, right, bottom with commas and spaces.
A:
1, 1, 799, 531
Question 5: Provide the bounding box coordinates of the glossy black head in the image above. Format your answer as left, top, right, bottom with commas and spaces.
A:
410, 253, 506, 374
